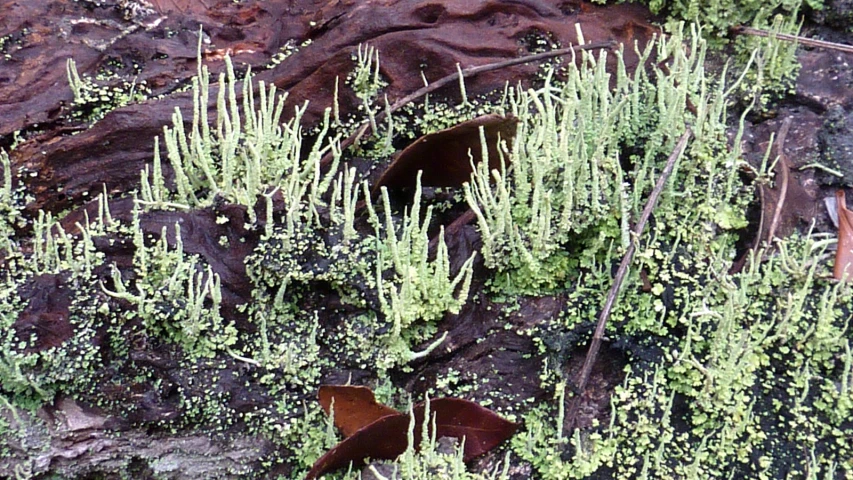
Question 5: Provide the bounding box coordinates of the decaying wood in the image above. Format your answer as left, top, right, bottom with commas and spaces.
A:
4, 0, 658, 220
3, 400, 272, 479
1, 2, 662, 477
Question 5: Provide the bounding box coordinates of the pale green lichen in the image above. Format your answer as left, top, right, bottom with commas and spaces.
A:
66, 58, 150, 123
350, 43, 386, 105
732, 10, 804, 108
464, 25, 739, 295
0, 149, 26, 254
493, 25, 851, 480
244, 171, 474, 372
100, 208, 237, 360
368, 178, 475, 370
140, 32, 341, 214
517, 234, 853, 478
135, 35, 475, 373
0, 183, 104, 407
641, 0, 820, 40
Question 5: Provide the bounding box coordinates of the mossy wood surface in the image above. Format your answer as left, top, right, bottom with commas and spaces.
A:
2, 1, 853, 479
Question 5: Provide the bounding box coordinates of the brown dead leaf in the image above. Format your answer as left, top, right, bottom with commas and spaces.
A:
306, 386, 519, 480
374, 114, 518, 192
424, 397, 519, 461
834, 190, 853, 280
318, 385, 401, 438
305, 412, 410, 480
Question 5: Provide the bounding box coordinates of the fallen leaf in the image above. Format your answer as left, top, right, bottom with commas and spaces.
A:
306, 387, 519, 480
834, 190, 853, 280
318, 385, 401, 438
374, 114, 518, 192
423, 397, 520, 461
305, 413, 409, 480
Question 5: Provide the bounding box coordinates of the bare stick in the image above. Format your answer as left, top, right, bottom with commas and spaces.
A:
321, 40, 616, 167
567, 129, 692, 428
731, 25, 853, 55
731, 117, 793, 274
765, 117, 792, 244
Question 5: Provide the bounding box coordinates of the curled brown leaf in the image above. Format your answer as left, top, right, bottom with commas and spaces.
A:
307, 386, 519, 479
318, 385, 401, 438
834, 190, 853, 280
374, 114, 518, 192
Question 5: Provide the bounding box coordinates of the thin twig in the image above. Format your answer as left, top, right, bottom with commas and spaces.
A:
755, 180, 767, 248
731, 25, 853, 55
567, 129, 692, 429
765, 117, 792, 244
320, 40, 616, 167
732, 118, 794, 274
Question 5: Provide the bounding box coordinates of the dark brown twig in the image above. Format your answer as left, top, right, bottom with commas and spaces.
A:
567, 129, 692, 430
320, 40, 616, 167
764, 117, 792, 245
731, 25, 853, 55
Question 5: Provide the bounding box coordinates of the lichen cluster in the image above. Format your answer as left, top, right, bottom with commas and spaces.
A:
639, 0, 820, 40
1, 30, 481, 477
516, 234, 852, 478
465, 29, 726, 294
491, 26, 852, 480
66, 58, 150, 123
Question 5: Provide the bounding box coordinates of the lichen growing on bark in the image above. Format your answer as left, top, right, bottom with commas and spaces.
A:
1, 3, 851, 478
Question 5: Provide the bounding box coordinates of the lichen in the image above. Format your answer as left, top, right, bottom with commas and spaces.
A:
464, 25, 739, 296
66, 58, 151, 123
640, 0, 821, 41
